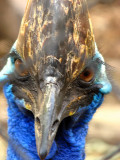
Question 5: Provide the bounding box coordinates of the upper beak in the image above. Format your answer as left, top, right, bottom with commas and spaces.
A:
34, 83, 60, 160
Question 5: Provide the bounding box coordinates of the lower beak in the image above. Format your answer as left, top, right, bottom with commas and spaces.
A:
35, 83, 60, 160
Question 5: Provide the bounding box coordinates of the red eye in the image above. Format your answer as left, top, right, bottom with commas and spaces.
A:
80, 68, 94, 82
15, 59, 29, 76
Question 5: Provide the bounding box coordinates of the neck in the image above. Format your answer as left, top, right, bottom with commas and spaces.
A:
4, 84, 103, 160
53, 93, 103, 160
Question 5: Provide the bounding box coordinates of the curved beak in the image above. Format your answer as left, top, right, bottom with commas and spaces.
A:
35, 83, 60, 160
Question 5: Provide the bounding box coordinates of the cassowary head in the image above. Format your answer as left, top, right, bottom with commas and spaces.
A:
0, 0, 112, 159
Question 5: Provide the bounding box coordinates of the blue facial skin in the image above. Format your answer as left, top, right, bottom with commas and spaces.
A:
2, 49, 112, 160
4, 84, 104, 160
0, 41, 17, 83
93, 48, 112, 94
0, 58, 15, 82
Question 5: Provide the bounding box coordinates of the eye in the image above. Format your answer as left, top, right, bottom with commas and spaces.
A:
79, 67, 94, 82
15, 59, 29, 77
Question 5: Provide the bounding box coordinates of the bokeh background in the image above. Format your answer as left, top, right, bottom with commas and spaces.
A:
0, 0, 120, 159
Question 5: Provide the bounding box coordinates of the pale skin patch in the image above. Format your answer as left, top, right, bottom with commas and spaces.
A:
37, 17, 42, 43
59, 58, 62, 63
73, 0, 82, 11
37, 5, 42, 12
61, 3, 69, 15
22, 88, 36, 104
67, 95, 85, 108
46, 55, 61, 63
71, 56, 83, 79
69, 111, 76, 116
27, 31, 32, 58
41, 35, 51, 49
73, 22, 79, 46
68, 34, 72, 44
25, 103, 32, 111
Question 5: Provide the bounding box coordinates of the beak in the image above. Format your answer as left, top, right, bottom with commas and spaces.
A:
35, 83, 60, 160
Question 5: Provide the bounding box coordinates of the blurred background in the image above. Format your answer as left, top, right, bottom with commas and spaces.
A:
0, 0, 120, 159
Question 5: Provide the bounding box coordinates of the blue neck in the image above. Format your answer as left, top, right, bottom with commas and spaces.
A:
4, 84, 103, 160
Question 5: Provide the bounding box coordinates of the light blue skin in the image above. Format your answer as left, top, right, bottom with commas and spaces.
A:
0, 45, 112, 160
0, 42, 16, 83
93, 46, 112, 94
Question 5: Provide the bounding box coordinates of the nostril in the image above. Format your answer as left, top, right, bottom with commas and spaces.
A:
51, 120, 59, 133
52, 120, 59, 128
36, 117, 40, 125
35, 117, 41, 132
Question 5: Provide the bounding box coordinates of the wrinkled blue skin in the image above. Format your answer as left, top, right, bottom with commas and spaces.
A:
2, 50, 111, 160
4, 84, 103, 160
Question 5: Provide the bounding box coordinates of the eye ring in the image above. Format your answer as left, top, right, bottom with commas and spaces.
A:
79, 67, 94, 82
15, 59, 29, 77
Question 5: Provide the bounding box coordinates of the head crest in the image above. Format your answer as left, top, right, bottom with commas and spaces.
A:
16, 0, 95, 79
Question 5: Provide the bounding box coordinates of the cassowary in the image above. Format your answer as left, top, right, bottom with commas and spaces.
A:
0, 0, 112, 159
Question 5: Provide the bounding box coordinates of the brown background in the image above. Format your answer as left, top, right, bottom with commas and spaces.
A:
0, 0, 120, 159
